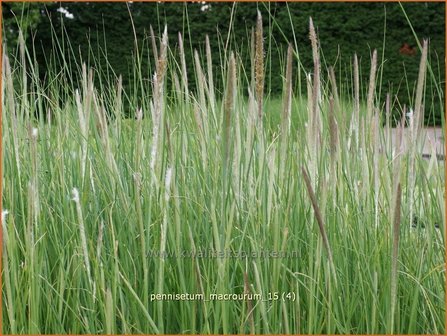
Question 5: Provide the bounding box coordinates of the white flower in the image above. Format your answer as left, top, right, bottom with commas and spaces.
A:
31, 127, 38, 138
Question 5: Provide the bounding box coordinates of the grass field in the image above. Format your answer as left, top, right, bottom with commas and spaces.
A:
2, 12, 445, 334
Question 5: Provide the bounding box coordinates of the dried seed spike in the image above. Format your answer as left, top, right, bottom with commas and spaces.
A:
178, 31, 189, 100
224, 53, 236, 124
414, 39, 428, 135
255, 10, 264, 121
309, 17, 318, 67
205, 35, 215, 110
373, 108, 380, 228
408, 39, 428, 236
193, 99, 203, 132
397, 106, 405, 153
328, 67, 341, 127
135, 107, 143, 121
194, 49, 207, 110
250, 27, 255, 91
329, 96, 338, 160
282, 44, 293, 135
351, 53, 360, 149
367, 49, 377, 123
328, 67, 340, 108
157, 25, 168, 82
223, 52, 237, 164
301, 167, 334, 268
353, 53, 360, 116
385, 93, 391, 150
309, 17, 321, 145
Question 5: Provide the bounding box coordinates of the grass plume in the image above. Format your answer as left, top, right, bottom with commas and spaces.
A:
255, 10, 265, 122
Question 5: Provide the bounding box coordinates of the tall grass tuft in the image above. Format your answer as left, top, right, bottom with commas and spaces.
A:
2, 12, 444, 335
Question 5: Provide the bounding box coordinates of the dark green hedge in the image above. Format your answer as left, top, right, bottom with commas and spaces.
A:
3, 2, 445, 125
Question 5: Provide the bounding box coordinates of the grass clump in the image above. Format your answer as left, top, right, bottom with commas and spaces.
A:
2, 11, 445, 334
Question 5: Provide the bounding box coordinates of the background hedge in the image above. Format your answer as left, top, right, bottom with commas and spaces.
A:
3, 2, 445, 125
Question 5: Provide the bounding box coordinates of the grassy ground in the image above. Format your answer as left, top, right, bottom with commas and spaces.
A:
2, 14, 445, 334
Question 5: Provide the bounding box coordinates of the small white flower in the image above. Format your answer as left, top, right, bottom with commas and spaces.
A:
31, 127, 38, 138
71, 188, 80, 203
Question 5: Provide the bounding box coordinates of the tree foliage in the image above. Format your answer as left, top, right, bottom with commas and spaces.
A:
2, 2, 444, 124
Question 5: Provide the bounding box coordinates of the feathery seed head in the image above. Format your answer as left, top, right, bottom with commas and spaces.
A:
71, 188, 80, 203
255, 10, 264, 120
165, 167, 173, 201
136, 107, 143, 121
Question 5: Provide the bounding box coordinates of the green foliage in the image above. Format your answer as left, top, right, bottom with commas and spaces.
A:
2, 2, 445, 124
2, 2, 42, 47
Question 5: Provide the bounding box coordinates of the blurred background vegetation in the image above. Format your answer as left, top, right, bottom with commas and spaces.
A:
2, 2, 445, 125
